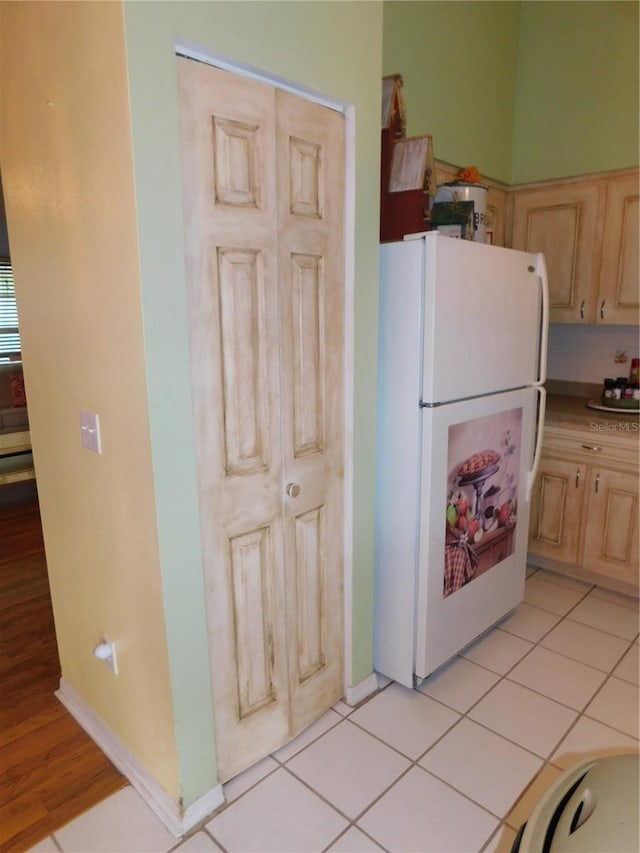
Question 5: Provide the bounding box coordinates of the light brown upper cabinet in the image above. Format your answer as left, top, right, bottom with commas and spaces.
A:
510, 180, 606, 323
597, 171, 639, 325
510, 169, 638, 325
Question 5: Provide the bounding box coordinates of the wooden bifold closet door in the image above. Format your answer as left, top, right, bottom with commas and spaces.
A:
177, 56, 345, 782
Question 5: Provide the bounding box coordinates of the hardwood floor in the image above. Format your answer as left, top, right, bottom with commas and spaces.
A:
0, 499, 125, 852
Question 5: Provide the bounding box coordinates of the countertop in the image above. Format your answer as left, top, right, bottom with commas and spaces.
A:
544, 380, 639, 437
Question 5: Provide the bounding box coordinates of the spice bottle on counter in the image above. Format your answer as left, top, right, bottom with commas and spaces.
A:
603, 378, 619, 399
629, 358, 640, 400
616, 377, 632, 400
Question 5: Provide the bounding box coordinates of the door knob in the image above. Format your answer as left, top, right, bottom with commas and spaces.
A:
286, 482, 301, 498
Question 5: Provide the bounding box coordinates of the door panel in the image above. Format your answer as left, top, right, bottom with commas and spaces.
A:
213, 116, 263, 208
289, 137, 323, 218
217, 247, 271, 474
290, 252, 324, 457
229, 525, 279, 717
294, 505, 326, 682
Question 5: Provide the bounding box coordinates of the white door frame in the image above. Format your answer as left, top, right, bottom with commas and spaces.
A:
174, 40, 356, 696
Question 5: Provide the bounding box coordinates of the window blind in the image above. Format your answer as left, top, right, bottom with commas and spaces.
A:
0, 259, 21, 359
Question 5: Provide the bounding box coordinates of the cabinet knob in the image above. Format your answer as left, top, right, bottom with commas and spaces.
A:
286, 482, 301, 498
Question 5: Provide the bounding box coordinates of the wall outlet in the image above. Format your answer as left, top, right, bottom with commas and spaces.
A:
80, 410, 102, 454
94, 638, 118, 674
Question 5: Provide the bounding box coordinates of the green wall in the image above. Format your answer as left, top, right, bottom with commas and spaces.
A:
383, 1, 522, 183
383, 0, 639, 184
122, 0, 383, 802
512, 0, 639, 182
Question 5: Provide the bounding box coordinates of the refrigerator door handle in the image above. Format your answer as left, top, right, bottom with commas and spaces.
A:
536, 252, 549, 385
526, 385, 547, 503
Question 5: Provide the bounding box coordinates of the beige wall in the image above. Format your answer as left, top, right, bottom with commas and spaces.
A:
0, 1, 180, 797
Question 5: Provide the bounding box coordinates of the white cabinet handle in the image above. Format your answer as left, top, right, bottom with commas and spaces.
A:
526, 386, 546, 503
536, 253, 549, 384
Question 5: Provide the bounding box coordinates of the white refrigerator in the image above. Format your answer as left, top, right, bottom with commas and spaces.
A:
374, 232, 548, 688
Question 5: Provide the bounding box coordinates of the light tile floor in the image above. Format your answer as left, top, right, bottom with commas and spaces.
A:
30, 569, 639, 853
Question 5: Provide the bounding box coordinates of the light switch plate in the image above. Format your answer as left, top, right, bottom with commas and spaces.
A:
80, 410, 101, 454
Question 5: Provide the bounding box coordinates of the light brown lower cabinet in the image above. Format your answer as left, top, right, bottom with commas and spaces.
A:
528, 426, 639, 596
581, 468, 639, 585
529, 456, 587, 565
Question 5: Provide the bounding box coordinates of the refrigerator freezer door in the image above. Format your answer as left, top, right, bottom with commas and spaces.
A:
415, 388, 537, 680
420, 233, 544, 404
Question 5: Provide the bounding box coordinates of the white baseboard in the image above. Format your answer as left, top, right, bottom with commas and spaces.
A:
56, 678, 224, 837
344, 672, 379, 707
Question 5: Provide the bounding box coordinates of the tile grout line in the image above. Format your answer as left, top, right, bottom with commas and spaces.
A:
409, 581, 638, 843
464, 579, 639, 851
88, 580, 638, 852
482, 584, 639, 840
320, 823, 389, 853
199, 578, 638, 852
21, 578, 638, 853
275, 708, 505, 849
264, 580, 636, 852
525, 579, 639, 637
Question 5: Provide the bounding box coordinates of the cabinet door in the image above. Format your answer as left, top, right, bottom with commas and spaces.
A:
511, 182, 606, 323
597, 172, 639, 325
582, 468, 639, 590
528, 456, 587, 564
